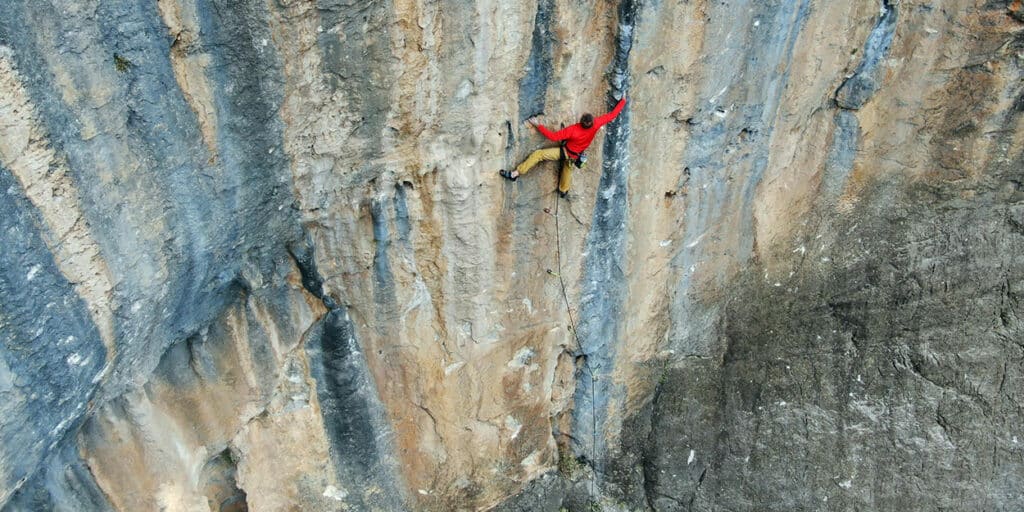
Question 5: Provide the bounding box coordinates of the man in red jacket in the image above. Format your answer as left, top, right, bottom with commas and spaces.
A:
501, 96, 627, 198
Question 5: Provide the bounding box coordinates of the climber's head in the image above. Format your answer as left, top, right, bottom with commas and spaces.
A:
580, 113, 594, 129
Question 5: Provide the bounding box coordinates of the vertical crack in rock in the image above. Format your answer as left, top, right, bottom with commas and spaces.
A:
370, 198, 399, 320
572, 0, 641, 478
835, 0, 899, 110
393, 182, 413, 248
504, 119, 516, 163
518, 0, 555, 121
307, 308, 382, 480
640, 379, 665, 510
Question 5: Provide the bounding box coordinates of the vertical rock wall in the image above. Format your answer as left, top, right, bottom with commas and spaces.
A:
621, 1, 1024, 510
0, 0, 1022, 511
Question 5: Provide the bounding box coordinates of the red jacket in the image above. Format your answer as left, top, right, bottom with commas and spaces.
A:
536, 97, 627, 158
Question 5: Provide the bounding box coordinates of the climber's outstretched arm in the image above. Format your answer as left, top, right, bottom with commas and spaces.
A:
535, 123, 569, 142
594, 96, 627, 128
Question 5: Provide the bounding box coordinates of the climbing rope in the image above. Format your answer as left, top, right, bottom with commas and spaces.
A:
548, 189, 599, 501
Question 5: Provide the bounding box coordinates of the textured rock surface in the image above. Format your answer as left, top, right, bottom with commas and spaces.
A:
0, 0, 1022, 511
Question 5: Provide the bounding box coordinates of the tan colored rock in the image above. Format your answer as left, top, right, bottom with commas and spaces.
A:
79, 262, 330, 511
158, 0, 220, 154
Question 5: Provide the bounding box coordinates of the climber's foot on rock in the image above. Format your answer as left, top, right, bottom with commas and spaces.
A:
499, 169, 518, 182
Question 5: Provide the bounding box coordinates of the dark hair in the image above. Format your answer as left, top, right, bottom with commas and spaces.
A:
580, 114, 594, 129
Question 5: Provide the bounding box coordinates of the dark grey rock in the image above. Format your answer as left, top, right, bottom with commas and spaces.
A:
605, 387, 658, 510
491, 472, 566, 512
305, 307, 405, 511
0, 168, 107, 506
631, 131, 1024, 511
518, 0, 555, 121
4, 438, 113, 512
573, 0, 640, 473
835, 1, 898, 110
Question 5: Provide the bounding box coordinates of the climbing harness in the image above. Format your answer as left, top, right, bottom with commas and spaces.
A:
561, 142, 587, 169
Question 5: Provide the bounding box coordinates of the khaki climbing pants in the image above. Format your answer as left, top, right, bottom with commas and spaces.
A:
515, 147, 574, 193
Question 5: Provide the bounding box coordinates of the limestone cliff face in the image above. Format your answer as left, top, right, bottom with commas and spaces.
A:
0, 0, 1022, 511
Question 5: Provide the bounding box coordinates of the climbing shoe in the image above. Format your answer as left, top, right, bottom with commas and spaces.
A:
559, 190, 568, 199
499, 169, 517, 182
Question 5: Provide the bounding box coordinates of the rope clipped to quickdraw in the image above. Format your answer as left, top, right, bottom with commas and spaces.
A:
547, 189, 599, 501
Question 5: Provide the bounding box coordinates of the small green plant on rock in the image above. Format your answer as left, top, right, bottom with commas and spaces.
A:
114, 54, 132, 73
557, 451, 584, 478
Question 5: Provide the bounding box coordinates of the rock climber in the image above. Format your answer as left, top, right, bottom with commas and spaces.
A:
500, 95, 627, 198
